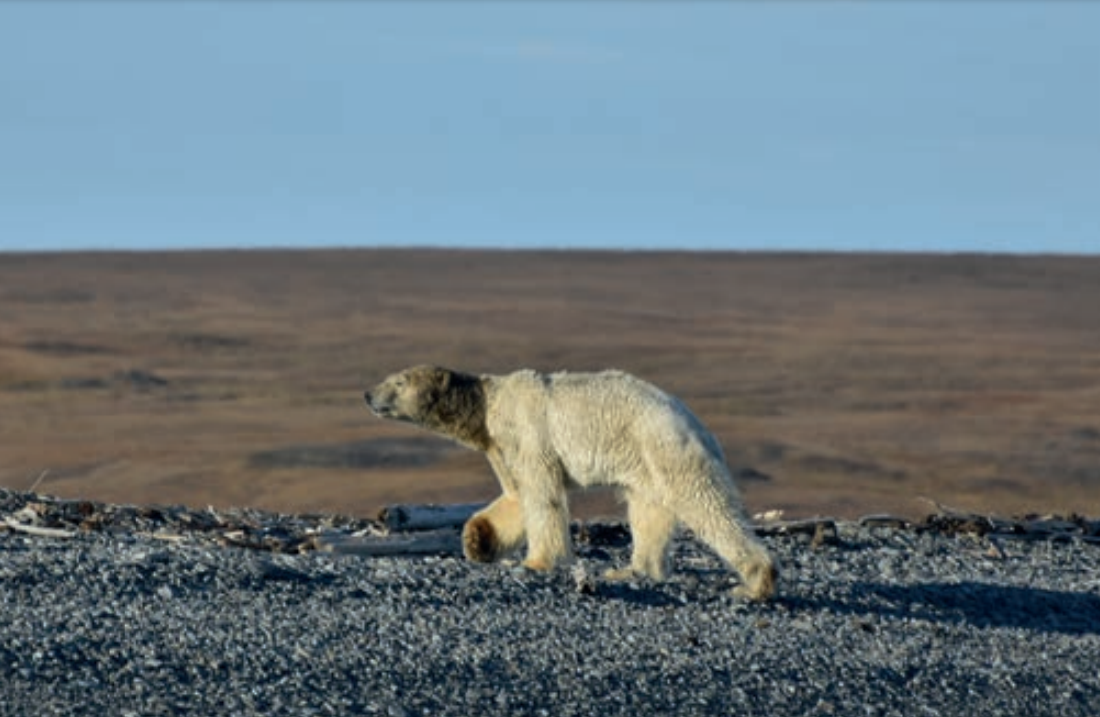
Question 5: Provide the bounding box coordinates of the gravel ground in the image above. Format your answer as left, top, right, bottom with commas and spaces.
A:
2, 491, 1099, 716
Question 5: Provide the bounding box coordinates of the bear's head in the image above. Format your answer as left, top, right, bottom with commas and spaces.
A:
365, 365, 490, 450
364, 365, 448, 423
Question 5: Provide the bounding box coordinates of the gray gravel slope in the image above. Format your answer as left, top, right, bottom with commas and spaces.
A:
2, 515, 1099, 716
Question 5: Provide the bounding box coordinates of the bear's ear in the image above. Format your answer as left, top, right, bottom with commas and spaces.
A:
418, 367, 452, 417
431, 367, 453, 392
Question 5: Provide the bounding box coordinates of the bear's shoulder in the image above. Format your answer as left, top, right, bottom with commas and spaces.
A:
489, 368, 662, 406
483, 369, 549, 407
545, 369, 662, 397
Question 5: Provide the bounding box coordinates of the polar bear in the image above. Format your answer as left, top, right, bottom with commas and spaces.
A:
364, 365, 777, 601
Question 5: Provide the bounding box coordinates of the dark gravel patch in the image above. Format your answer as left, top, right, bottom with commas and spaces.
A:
248, 437, 459, 471
1, 488, 1098, 717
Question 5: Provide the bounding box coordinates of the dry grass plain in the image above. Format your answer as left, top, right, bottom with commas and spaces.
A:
2, 249, 1099, 521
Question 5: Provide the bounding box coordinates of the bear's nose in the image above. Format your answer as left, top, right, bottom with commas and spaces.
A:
363, 391, 372, 405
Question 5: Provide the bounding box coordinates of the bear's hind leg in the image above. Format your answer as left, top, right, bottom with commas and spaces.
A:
677, 492, 778, 601
463, 494, 525, 563
606, 495, 675, 582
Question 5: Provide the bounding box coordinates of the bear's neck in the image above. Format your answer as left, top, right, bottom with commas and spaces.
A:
424, 374, 492, 452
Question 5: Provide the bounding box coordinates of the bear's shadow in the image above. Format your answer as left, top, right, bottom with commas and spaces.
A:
591, 582, 687, 608
781, 581, 1100, 636
586, 566, 740, 608
588, 575, 1100, 635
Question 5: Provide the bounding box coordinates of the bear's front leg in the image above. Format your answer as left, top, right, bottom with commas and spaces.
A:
463, 493, 526, 563
519, 482, 572, 572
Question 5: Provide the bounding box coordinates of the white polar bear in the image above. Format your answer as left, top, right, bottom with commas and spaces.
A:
365, 365, 777, 601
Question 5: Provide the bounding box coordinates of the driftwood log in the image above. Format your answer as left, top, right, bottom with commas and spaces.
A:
754, 517, 840, 548
316, 503, 487, 556
377, 502, 485, 532
313, 529, 462, 557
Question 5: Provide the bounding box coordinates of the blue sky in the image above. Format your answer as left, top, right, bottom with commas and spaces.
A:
1, 2, 1097, 254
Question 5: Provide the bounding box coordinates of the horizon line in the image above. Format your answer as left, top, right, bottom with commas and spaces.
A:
1, 244, 1098, 260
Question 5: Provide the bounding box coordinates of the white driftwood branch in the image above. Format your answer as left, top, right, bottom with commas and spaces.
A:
313, 529, 462, 557
3, 518, 77, 539
377, 502, 485, 532
27, 469, 50, 493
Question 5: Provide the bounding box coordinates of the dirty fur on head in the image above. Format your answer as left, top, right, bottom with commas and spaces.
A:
365, 365, 491, 451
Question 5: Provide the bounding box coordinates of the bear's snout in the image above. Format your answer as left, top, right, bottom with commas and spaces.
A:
365, 388, 397, 418
364, 390, 383, 414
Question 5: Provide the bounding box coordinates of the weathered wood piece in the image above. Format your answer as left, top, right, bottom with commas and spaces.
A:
754, 517, 840, 547
755, 517, 837, 536
859, 515, 913, 530
313, 529, 463, 557
377, 503, 485, 532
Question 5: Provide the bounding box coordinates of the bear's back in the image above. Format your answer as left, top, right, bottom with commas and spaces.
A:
540, 370, 727, 486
